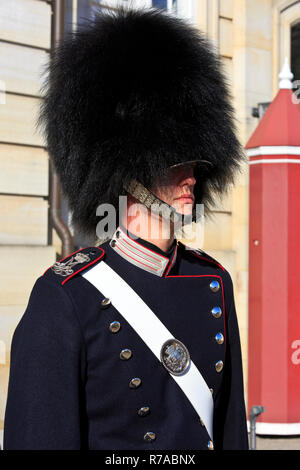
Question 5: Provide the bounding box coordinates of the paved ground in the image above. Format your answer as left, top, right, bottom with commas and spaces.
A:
252, 434, 300, 450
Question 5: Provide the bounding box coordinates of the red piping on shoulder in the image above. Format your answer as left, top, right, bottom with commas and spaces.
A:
43, 246, 105, 285
177, 242, 226, 271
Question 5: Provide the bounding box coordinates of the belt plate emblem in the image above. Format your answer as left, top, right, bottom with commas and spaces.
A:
160, 338, 191, 376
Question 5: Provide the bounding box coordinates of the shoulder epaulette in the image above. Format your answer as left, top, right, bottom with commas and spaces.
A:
178, 241, 226, 272
43, 246, 105, 285
191, 248, 226, 272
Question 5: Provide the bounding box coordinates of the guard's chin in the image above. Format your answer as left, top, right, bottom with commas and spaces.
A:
172, 201, 194, 216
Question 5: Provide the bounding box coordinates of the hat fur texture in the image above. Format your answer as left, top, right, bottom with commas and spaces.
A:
37, 6, 246, 238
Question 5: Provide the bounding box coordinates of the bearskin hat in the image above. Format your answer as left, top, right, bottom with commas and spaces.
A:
37, 6, 246, 238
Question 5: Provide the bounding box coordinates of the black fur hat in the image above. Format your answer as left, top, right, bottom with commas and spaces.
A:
37, 6, 245, 238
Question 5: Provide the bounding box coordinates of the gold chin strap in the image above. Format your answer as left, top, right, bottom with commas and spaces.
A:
123, 178, 195, 224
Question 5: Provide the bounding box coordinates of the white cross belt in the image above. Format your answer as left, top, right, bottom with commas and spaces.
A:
82, 260, 214, 441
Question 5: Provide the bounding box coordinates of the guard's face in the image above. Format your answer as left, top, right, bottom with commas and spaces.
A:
150, 163, 196, 216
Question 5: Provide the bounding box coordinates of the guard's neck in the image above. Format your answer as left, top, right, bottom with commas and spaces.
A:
121, 200, 175, 253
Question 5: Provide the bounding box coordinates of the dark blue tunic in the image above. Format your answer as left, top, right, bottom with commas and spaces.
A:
3, 228, 248, 450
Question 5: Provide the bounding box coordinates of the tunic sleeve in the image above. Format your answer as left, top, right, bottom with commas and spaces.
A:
213, 274, 249, 450
3, 276, 87, 450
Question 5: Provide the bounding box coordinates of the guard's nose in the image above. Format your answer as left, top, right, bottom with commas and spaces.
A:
180, 175, 196, 188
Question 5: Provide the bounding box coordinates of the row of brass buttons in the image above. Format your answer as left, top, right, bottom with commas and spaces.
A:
207, 280, 222, 449
195, 280, 224, 450
103, 298, 155, 442
210, 281, 224, 375
119, 348, 153, 435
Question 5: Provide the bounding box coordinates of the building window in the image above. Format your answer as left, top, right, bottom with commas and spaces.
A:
152, 0, 177, 10
67, 0, 196, 27
291, 22, 300, 86
89, 1, 178, 14
152, 0, 167, 9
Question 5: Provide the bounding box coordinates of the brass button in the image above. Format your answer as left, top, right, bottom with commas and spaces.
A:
200, 418, 205, 426
120, 349, 132, 360
208, 440, 214, 450
211, 306, 222, 319
109, 321, 121, 333
138, 406, 150, 417
144, 432, 156, 442
210, 388, 214, 395
210, 280, 220, 292
215, 332, 224, 344
101, 298, 111, 309
129, 378, 142, 389
215, 360, 224, 373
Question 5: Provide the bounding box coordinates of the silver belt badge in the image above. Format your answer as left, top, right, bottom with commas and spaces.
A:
160, 338, 191, 376
51, 252, 91, 277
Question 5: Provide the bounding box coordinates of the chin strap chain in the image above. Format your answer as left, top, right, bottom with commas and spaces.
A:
124, 178, 195, 224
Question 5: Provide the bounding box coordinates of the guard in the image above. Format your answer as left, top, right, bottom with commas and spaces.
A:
3, 6, 249, 450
